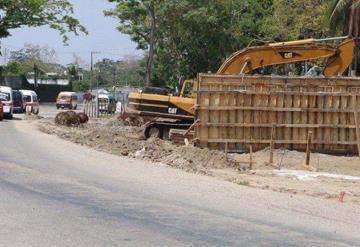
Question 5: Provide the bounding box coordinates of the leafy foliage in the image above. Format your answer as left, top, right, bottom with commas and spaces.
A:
107, 0, 272, 86
105, 0, 154, 49
262, 0, 332, 41
92, 57, 146, 87
330, 0, 360, 36
105, 0, 158, 84
0, 0, 87, 43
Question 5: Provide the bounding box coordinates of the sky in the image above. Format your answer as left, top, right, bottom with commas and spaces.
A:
1, 0, 142, 67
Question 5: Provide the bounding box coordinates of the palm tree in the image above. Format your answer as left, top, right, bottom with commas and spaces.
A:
330, 1, 360, 75
330, 0, 360, 36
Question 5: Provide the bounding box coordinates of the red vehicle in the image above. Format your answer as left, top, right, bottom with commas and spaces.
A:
0, 101, 3, 121
56, 91, 78, 109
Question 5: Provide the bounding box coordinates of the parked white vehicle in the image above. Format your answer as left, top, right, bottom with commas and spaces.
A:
0, 86, 13, 119
98, 94, 116, 113
19, 90, 40, 115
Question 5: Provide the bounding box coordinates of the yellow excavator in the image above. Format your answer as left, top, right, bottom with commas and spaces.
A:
126, 36, 356, 138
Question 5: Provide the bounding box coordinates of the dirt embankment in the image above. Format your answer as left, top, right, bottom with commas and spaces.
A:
37, 117, 360, 204
38, 118, 240, 174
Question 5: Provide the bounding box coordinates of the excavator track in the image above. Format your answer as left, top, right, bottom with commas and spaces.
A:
143, 120, 193, 139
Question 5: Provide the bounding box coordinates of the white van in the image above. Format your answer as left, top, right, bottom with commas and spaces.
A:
98, 94, 116, 113
19, 90, 40, 115
0, 86, 13, 119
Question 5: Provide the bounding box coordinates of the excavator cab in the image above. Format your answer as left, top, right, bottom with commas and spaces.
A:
180, 79, 197, 98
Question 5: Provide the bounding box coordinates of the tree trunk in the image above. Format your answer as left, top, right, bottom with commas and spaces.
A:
347, 7, 360, 76
145, 1, 156, 86
348, 7, 355, 36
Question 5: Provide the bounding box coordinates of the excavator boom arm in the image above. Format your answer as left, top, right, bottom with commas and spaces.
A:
217, 38, 355, 76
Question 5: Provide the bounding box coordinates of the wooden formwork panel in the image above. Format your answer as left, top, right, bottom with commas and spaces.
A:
195, 74, 360, 154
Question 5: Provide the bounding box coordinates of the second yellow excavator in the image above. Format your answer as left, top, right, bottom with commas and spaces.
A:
126, 36, 356, 138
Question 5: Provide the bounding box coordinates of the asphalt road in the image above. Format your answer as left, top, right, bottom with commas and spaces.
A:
1, 118, 360, 246
37, 103, 84, 119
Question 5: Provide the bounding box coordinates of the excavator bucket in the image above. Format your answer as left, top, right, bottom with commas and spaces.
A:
323, 38, 356, 76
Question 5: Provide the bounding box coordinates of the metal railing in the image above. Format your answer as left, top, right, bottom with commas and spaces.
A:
83, 100, 116, 118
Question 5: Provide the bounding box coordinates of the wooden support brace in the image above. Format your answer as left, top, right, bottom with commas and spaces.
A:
249, 145, 253, 170
183, 119, 200, 136
304, 131, 315, 171
352, 93, 360, 159
225, 142, 228, 160
265, 124, 279, 168
269, 124, 275, 164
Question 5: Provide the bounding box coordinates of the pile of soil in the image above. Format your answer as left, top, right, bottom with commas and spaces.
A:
38, 117, 239, 174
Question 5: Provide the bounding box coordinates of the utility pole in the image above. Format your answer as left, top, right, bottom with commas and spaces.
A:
113, 68, 117, 100
3, 48, 8, 65
90, 51, 100, 91
34, 64, 38, 88
90, 51, 100, 117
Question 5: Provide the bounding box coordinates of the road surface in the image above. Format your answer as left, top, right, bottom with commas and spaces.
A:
37, 103, 83, 119
1, 118, 360, 246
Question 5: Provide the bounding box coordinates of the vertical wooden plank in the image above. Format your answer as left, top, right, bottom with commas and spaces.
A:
316, 91, 324, 152
323, 89, 332, 152
352, 93, 360, 157
339, 88, 348, 152
219, 91, 226, 147
261, 87, 271, 150
348, 91, 356, 153
253, 85, 262, 151
210, 86, 220, 150
276, 91, 284, 149
284, 91, 292, 150
308, 87, 316, 152
300, 87, 309, 151
243, 89, 253, 151
198, 80, 210, 148
332, 88, 340, 152
236, 92, 245, 152
228, 91, 236, 151
292, 87, 301, 150
268, 89, 277, 149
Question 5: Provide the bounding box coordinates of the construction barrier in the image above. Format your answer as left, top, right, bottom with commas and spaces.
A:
195, 74, 360, 155
83, 100, 116, 118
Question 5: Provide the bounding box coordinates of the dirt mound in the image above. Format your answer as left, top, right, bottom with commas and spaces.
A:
55, 111, 89, 127
39, 119, 237, 173
77, 112, 89, 124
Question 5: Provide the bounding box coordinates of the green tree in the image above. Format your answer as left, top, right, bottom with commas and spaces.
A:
107, 0, 272, 87
73, 80, 91, 92
154, 0, 272, 85
262, 0, 331, 41
93, 57, 145, 87
4, 60, 21, 75
330, 1, 360, 74
105, 0, 158, 85
0, 0, 87, 43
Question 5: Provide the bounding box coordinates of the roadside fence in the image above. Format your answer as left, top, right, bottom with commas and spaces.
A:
83, 100, 116, 118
